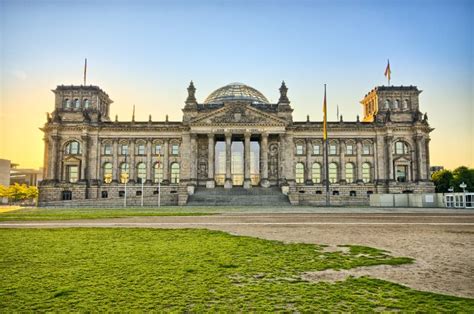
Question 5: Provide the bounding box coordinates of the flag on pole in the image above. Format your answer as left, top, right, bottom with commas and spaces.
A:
384, 59, 391, 85
323, 84, 327, 140
83, 58, 87, 85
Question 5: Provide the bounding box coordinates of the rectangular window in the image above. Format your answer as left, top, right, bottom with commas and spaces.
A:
155, 144, 162, 155
329, 144, 337, 155
137, 144, 145, 155
101, 191, 108, 198
119, 191, 125, 197
66, 165, 79, 183
396, 165, 408, 182
363, 144, 371, 155
103, 144, 112, 155
313, 145, 320, 155
120, 145, 129, 155
296, 145, 304, 155
346, 144, 353, 155
61, 190, 72, 200
171, 144, 179, 155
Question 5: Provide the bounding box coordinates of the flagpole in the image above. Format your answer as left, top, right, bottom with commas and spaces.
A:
323, 84, 330, 207
83, 58, 87, 85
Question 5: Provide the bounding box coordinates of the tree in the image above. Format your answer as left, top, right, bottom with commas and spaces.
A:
432, 169, 453, 193
0, 183, 39, 204
452, 166, 474, 192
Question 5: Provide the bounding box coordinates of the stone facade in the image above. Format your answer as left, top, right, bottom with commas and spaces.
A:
39, 82, 434, 206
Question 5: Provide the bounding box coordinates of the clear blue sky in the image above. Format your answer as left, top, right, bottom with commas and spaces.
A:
1, 0, 473, 169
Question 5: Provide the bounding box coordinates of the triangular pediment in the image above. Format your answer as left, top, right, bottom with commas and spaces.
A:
190, 104, 287, 126
63, 156, 81, 162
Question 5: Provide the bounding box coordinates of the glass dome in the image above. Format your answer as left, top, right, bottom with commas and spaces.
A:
204, 83, 269, 104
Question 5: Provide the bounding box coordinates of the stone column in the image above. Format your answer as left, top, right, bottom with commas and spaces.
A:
260, 133, 270, 187
425, 138, 431, 181
386, 136, 394, 181
356, 140, 362, 182
340, 140, 346, 183
112, 139, 118, 182
50, 135, 60, 180
129, 140, 136, 183
224, 132, 233, 189
146, 139, 152, 183
416, 135, 425, 181
190, 134, 198, 184
81, 135, 89, 182
163, 139, 169, 183
244, 132, 252, 189
207, 134, 215, 188
42, 136, 49, 180
305, 138, 313, 184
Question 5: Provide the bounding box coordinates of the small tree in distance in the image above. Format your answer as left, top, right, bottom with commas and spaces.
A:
432, 166, 474, 193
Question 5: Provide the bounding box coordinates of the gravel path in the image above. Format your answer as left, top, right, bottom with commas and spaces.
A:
1, 212, 473, 298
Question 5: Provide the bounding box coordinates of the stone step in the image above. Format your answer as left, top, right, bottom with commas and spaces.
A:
187, 187, 290, 206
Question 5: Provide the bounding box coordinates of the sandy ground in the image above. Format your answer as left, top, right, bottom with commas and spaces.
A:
1, 212, 473, 298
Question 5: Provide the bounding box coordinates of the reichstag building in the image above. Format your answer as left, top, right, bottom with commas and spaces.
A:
39, 81, 434, 206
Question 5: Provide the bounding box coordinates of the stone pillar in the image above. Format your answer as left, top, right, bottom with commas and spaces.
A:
386, 136, 394, 181
190, 134, 198, 184
146, 139, 152, 183
207, 134, 215, 188
81, 135, 89, 182
244, 132, 252, 189
42, 136, 49, 180
112, 139, 118, 182
340, 140, 346, 183
260, 133, 270, 187
129, 140, 136, 183
282, 133, 294, 184
305, 138, 313, 184
425, 138, 431, 181
416, 135, 425, 181
163, 139, 169, 183
356, 140, 362, 182
49, 135, 60, 180
224, 132, 233, 189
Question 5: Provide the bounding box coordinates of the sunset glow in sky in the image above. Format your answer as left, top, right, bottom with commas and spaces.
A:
0, 0, 473, 170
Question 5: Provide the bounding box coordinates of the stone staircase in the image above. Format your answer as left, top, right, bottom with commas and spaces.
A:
187, 187, 290, 206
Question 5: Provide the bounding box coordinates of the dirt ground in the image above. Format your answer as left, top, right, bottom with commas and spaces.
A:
1, 212, 473, 298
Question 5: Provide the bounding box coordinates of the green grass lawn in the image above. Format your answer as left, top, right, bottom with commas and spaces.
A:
0, 207, 214, 221
1, 228, 473, 311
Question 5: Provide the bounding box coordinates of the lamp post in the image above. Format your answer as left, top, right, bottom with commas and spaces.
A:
460, 182, 467, 209
157, 153, 162, 208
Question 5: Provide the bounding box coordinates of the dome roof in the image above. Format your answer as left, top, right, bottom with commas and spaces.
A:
204, 82, 269, 104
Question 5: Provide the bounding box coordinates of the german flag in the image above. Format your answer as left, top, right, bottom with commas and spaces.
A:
384, 59, 391, 83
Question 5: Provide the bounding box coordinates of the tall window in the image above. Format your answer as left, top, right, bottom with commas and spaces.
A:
362, 143, 371, 155
362, 162, 371, 183
66, 165, 79, 183
312, 163, 321, 183
74, 98, 80, 108
313, 144, 321, 155
120, 144, 129, 155
64, 98, 71, 108
170, 163, 180, 183
171, 144, 179, 155
296, 144, 304, 155
136, 143, 146, 155
346, 144, 354, 155
329, 143, 337, 155
396, 165, 408, 182
295, 163, 305, 184
154, 162, 163, 183
120, 163, 129, 183
345, 163, 355, 183
395, 141, 409, 155
136, 163, 146, 183
103, 143, 112, 155
65, 141, 81, 155
329, 162, 338, 183
103, 162, 113, 183
155, 144, 162, 155
84, 99, 90, 109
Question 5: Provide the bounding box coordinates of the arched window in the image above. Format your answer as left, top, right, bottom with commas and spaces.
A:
312, 163, 321, 183
392, 99, 399, 109
295, 163, 305, 184
384, 99, 389, 109
65, 141, 81, 155
170, 163, 180, 183
402, 99, 408, 110
362, 162, 372, 183
329, 162, 338, 183
154, 162, 163, 183
84, 99, 90, 109
103, 162, 113, 183
345, 163, 355, 183
120, 163, 129, 183
64, 98, 71, 108
74, 98, 80, 108
136, 163, 146, 183
395, 141, 409, 155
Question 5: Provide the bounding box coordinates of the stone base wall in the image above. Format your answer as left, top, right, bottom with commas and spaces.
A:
38, 182, 179, 207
